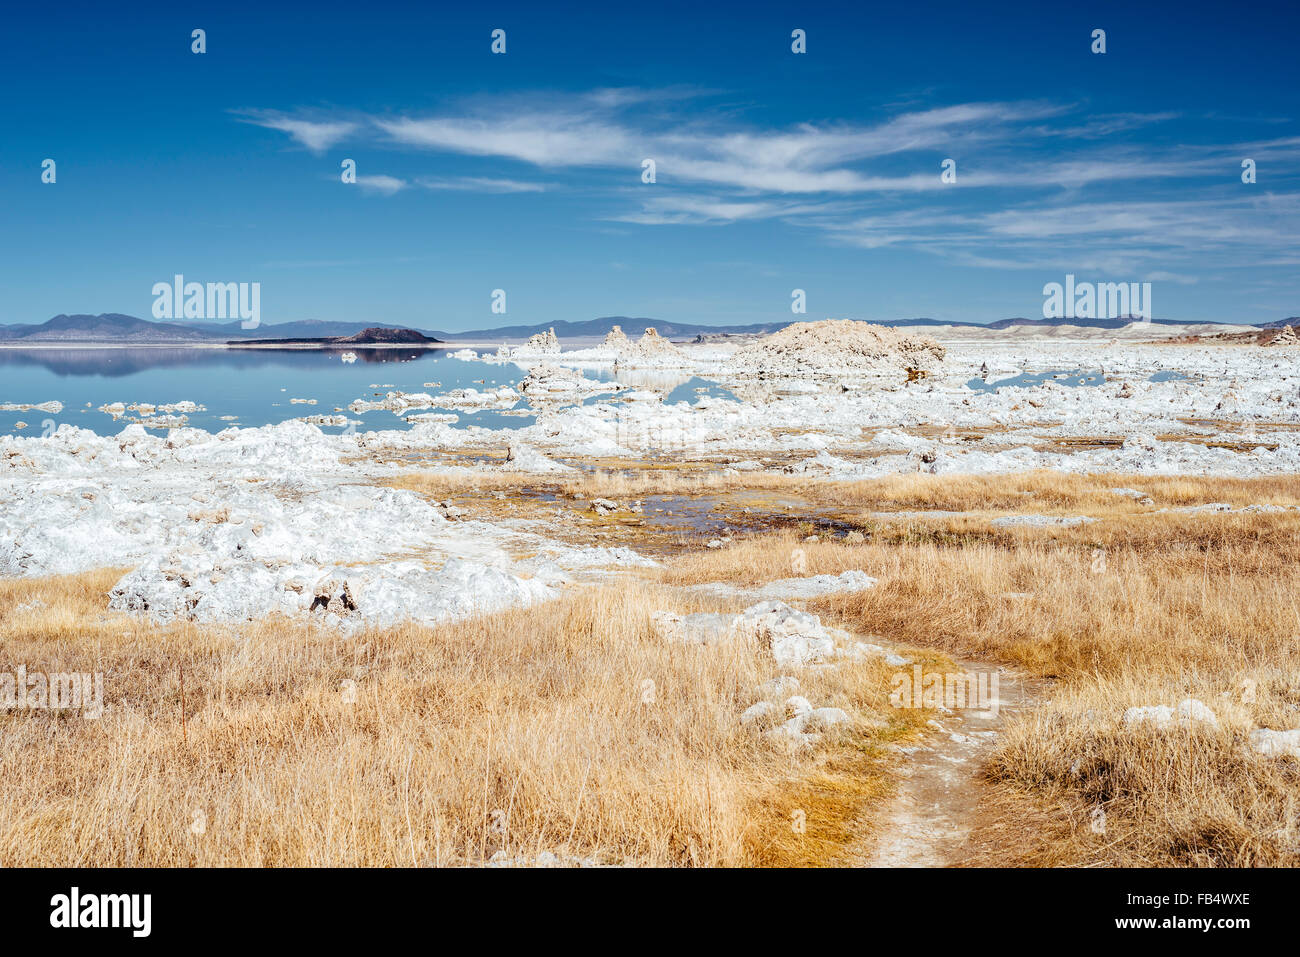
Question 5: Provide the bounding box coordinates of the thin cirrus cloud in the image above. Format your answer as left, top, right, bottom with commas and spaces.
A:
242, 90, 1298, 274
354, 175, 548, 196
241, 93, 1217, 199
237, 110, 359, 152
612, 194, 794, 226
817, 192, 1300, 274
416, 176, 546, 193
356, 174, 408, 195
375, 114, 635, 166
246, 94, 1075, 191
368, 98, 1070, 193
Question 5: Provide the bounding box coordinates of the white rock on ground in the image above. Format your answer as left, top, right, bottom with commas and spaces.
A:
1122, 698, 1219, 729
990, 514, 1097, 528
0, 419, 657, 629
764, 721, 821, 751
1248, 728, 1300, 759
761, 676, 800, 696
650, 600, 838, 666
784, 696, 814, 717
804, 707, 850, 732
732, 600, 837, 667
690, 569, 877, 600
761, 702, 850, 751
486, 849, 601, 867
499, 443, 576, 473
650, 610, 738, 646
740, 701, 779, 727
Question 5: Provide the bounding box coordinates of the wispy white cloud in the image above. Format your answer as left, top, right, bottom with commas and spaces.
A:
237, 110, 358, 152
416, 176, 546, 193
356, 174, 407, 195
611, 194, 794, 225
821, 192, 1300, 274
243, 90, 1300, 275
376, 114, 633, 166
1032, 111, 1181, 139
370, 98, 1069, 194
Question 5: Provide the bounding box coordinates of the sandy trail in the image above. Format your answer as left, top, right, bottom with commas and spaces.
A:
646, 568, 1048, 869
649, 569, 1048, 868
851, 656, 1043, 868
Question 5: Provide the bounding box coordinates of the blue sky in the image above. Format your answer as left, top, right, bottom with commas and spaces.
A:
3, 0, 1298, 330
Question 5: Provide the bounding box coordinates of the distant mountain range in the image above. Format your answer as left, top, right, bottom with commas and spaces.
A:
0, 314, 415, 343
0, 314, 792, 342
0, 312, 1278, 344
0, 313, 214, 342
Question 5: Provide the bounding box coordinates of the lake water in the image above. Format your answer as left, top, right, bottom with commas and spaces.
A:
965, 368, 1191, 393
965, 369, 1106, 392
0, 348, 739, 438
0, 347, 606, 437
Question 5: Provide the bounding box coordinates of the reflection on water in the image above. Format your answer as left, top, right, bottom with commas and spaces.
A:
0, 345, 438, 378
0, 347, 578, 436
0, 348, 741, 438
664, 376, 738, 404
610, 368, 693, 394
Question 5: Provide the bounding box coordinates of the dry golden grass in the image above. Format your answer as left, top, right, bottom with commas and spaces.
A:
6, 468, 1300, 867
647, 513, 1300, 867
812, 525, 1300, 679
389, 467, 1300, 514
833, 470, 1300, 512
384, 465, 788, 503
984, 675, 1300, 867
0, 570, 933, 867
0, 568, 137, 644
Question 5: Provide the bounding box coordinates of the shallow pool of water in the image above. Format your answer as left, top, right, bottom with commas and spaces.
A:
966, 369, 1106, 392
966, 368, 1189, 393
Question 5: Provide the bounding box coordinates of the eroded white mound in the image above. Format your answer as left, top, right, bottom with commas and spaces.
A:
726, 320, 947, 379
0, 419, 652, 630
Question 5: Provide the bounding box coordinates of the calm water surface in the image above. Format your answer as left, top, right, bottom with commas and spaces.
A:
0, 347, 613, 437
